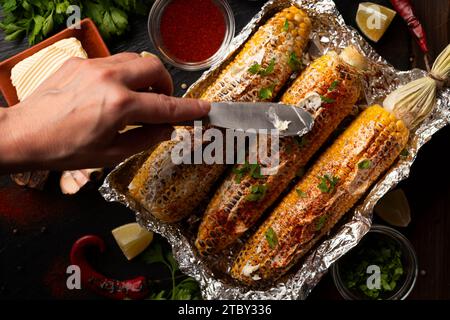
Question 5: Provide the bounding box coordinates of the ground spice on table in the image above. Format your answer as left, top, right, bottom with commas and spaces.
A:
160, 0, 227, 62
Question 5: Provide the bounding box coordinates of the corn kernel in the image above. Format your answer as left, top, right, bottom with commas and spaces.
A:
294, 14, 303, 22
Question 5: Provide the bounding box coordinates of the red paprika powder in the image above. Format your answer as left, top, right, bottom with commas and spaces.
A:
160, 0, 227, 63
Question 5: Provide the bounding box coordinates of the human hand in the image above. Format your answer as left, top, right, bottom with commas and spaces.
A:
0, 53, 210, 173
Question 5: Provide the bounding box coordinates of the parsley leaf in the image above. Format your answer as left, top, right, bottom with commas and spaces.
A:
262, 58, 276, 75
249, 163, 264, 179
288, 52, 302, 71
341, 237, 404, 299
358, 159, 372, 170
248, 63, 261, 74
233, 162, 265, 183
265, 227, 278, 249
317, 174, 339, 193
141, 241, 167, 266
246, 184, 268, 202
400, 149, 409, 157
0, 0, 152, 45
259, 85, 275, 100
296, 188, 307, 198
248, 58, 276, 76
141, 239, 201, 300
328, 80, 340, 92
320, 95, 336, 104
171, 278, 201, 300
283, 18, 289, 32
316, 215, 328, 231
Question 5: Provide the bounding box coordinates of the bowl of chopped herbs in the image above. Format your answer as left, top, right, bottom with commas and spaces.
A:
332, 225, 418, 300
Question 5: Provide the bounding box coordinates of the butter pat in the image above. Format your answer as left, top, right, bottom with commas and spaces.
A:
11, 37, 88, 101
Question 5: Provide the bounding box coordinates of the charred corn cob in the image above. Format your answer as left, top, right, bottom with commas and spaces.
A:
128, 6, 312, 223
195, 47, 366, 255
231, 105, 409, 285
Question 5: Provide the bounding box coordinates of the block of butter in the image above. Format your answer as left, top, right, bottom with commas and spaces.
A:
11, 37, 88, 101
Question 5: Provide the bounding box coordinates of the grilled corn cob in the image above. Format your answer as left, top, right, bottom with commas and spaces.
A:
231, 105, 409, 285
128, 6, 312, 223
195, 47, 366, 255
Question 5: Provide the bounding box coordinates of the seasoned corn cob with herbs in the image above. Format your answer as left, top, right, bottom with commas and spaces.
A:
201, 6, 311, 102
195, 47, 367, 255
231, 105, 409, 285
128, 6, 312, 223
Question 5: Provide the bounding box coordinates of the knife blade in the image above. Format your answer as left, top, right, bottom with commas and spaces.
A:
178, 102, 314, 137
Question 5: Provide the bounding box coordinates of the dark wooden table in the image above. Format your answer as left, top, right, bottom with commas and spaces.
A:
0, 0, 449, 300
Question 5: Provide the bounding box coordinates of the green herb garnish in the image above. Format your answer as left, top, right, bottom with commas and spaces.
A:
288, 52, 302, 71
318, 174, 339, 193
296, 188, 307, 198
265, 227, 278, 249
283, 19, 289, 32
249, 58, 276, 76
259, 85, 275, 100
320, 95, 336, 104
262, 58, 276, 75
400, 149, 409, 157
141, 240, 202, 300
233, 162, 265, 183
328, 80, 340, 92
246, 184, 268, 202
316, 215, 327, 231
341, 237, 404, 300
248, 63, 261, 74
0, 0, 151, 45
358, 159, 372, 170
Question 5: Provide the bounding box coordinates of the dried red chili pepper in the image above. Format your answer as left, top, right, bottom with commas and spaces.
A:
70, 235, 149, 300
389, 0, 429, 55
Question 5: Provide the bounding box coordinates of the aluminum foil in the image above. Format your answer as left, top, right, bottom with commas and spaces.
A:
100, 0, 450, 300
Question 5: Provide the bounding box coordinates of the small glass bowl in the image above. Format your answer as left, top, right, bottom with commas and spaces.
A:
148, 0, 235, 71
332, 225, 418, 300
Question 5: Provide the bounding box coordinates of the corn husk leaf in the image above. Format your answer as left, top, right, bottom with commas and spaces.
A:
383, 44, 450, 129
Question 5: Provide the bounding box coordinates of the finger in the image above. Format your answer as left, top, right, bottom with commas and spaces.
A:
103, 125, 173, 164
115, 55, 173, 95
103, 52, 141, 64
127, 93, 211, 124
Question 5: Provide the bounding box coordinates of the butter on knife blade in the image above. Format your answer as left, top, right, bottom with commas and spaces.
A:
184, 102, 315, 137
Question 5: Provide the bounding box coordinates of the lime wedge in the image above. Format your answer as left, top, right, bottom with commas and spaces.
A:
356, 2, 396, 43
112, 223, 153, 260
374, 189, 411, 227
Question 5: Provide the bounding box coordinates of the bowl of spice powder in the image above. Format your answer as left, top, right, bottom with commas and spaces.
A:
148, 0, 235, 70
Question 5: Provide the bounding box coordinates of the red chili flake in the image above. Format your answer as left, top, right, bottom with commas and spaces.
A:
160, 0, 227, 62
43, 257, 70, 299
0, 186, 45, 226
0, 185, 61, 228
